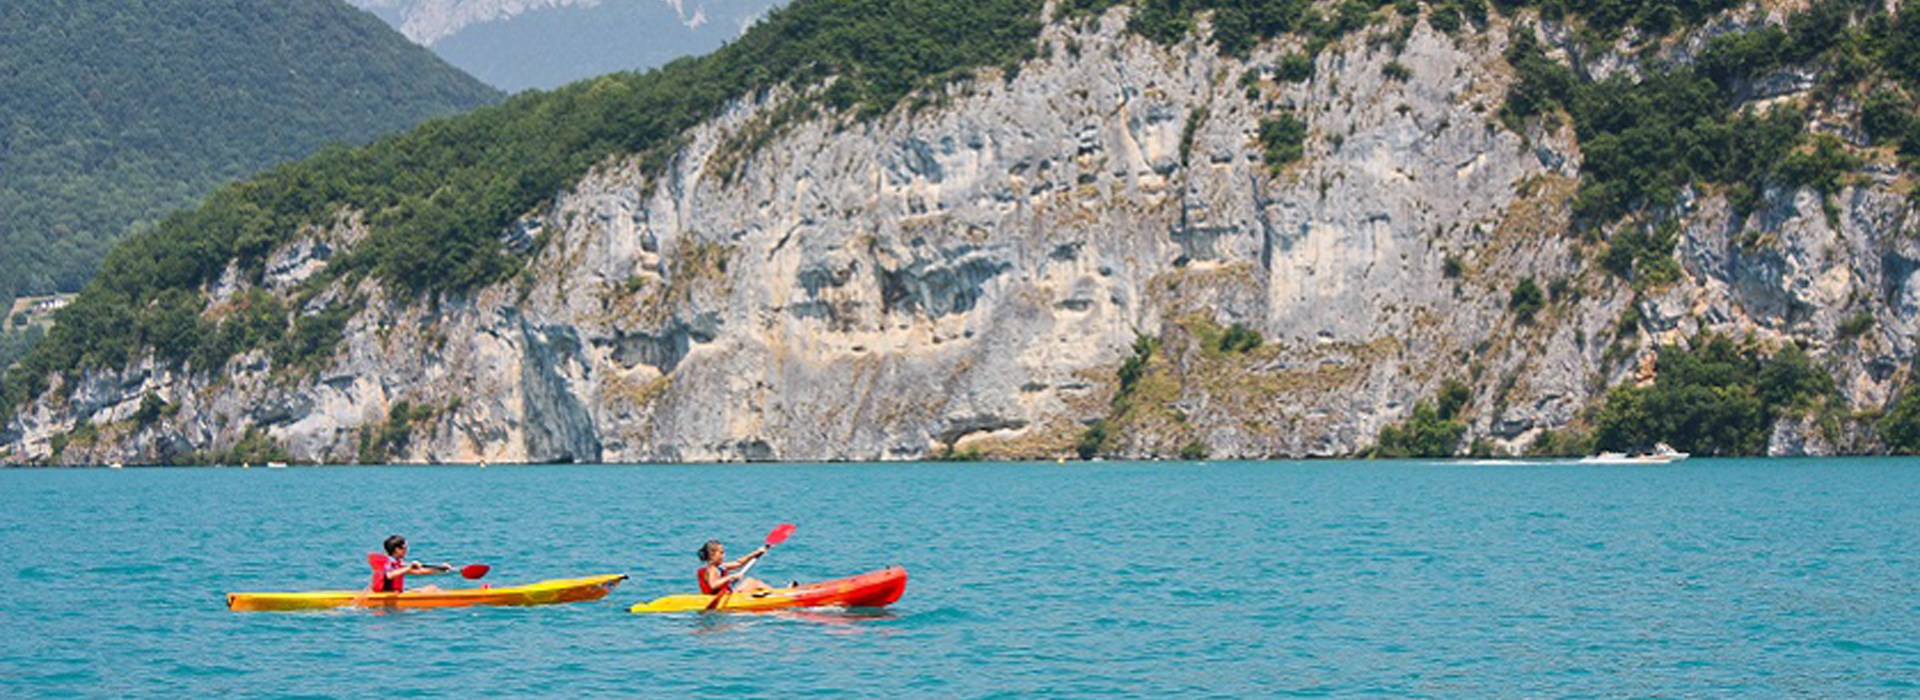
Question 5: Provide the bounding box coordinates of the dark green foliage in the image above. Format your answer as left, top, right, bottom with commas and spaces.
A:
132, 393, 168, 428
1076, 419, 1110, 459
1755, 343, 1834, 410
276, 303, 359, 375
1508, 277, 1546, 323
1117, 335, 1157, 399
49, 421, 100, 460
1891, 6, 1920, 89
1614, 302, 1644, 340
1876, 382, 1920, 454
4, 0, 1054, 418
1382, 61, 1412, 82
1498, 29, 1575, 131
932, 443, 987, 461
0, 0, 500, 303
1258, 113, 1310, 172
1601, 222, 1682, 289
193, 426, 292, 466
1860, 91, 1915, 148
1836, 310, 1875, 339
1277, 53, 1315, 82
1436, 379, 1471, 421
1179, 440, 1209, 460
1372, 380, 1472, 457
0, 327, 42, 373
358, 400, 445, 463
1691, 0, 1848, 83
1216, 323, 1264, 353
1778, 134, 1862, 201
1547, 276, 1576, 302
1427, 4, 1464, 34
1442, 255, 1465, 278
1502, 0, 1737, 41
1373, 400, 1467, 457
1526, 427, 1594, 456
189, 292, 288, 374
1180, 107, 1209, 165
1106, 0, 1390, 59
1502, 0, 1909, 228
8, 314, 24, 329
1593, 335, 1836, 455
1568, 71, 1773, 224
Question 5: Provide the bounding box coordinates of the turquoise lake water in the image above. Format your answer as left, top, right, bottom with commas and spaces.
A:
0, 459, 1914, 697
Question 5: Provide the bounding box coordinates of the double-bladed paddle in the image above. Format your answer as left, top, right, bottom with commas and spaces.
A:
706, 523, 795, 610
435, 563, 492, 580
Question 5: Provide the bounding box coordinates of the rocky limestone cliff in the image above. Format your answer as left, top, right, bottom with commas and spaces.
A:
5, 6, 1916, 464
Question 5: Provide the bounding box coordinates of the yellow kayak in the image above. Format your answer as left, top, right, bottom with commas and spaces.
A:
227, 574, 627, 612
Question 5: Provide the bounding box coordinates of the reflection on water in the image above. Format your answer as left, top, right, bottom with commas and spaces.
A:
688, 606, 900, 635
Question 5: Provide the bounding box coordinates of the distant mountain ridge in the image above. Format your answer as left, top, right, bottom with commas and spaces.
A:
0, 0, 500, 312
347, 0, 787, 91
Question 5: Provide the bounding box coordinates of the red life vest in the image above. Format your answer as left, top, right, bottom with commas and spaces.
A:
369, 553, 406, 593
698, 565, 730, 595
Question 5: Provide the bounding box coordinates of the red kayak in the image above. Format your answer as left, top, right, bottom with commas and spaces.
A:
628, 567, 907, 613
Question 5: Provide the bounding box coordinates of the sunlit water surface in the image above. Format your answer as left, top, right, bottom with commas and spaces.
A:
1, 459, 1914, 697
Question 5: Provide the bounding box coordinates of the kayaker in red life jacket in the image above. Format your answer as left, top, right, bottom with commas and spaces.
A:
698, 540, 772, 594
368, 535, 450, 594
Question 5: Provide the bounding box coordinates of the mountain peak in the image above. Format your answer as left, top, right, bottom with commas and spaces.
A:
347, 0, 788, 90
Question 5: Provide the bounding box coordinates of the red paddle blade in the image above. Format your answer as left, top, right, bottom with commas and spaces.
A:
766, 523, 796, 546
460, 564, 491, 579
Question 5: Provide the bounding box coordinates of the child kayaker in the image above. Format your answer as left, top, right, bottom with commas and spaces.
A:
697, 539, 772, 594
369, 534, 450, 594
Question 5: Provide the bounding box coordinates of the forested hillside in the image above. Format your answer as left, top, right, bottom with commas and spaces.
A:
0, 0, 501, 312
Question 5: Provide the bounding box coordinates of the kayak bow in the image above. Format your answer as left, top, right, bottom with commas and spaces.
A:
227, 574, 627, 612
630, 567, 907, 613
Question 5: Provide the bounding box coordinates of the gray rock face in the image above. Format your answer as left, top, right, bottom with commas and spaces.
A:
5, 9, 1916, 465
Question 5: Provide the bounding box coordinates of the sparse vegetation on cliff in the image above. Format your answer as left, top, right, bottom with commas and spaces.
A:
1501, 0, 1914, 229
189, 426, 293, 466
1258, 113, 1309, 172
1507, 278, 1545, 324
1875, 381, 1920, 454
3, 0, 1053, 421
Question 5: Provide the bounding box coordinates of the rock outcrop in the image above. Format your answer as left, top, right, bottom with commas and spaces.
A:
5, 7, 1915, 464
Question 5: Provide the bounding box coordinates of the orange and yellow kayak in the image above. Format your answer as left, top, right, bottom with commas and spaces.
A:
227, 574, 627, 612
629, 567, 907, 613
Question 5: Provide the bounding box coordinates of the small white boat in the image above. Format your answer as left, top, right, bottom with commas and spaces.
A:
266, 461, 289, 469
1579, 443, 1689, 465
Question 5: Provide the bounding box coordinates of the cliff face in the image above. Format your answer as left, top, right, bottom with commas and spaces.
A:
6, 8, 1916, 464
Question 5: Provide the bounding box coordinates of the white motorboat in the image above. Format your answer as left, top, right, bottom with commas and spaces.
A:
1579, 443, 1689, 464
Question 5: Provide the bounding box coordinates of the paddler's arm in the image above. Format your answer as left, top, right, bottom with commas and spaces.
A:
402, 561, 451, 576
724, 546, 768, 570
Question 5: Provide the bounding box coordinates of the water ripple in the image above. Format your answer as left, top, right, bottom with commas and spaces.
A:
0, 459, 1913, 697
